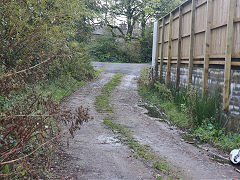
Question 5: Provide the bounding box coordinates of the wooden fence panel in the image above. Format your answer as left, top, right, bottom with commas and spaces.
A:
212, 0, 229, 27
233, 23, 240, 58
152, 0, 240, 112
171, 40, 178, 58
164, 24, 170, 43
182, 1, 192, 14
182, 13, 191, 37
194, 33, 205, 58
195, 1, 207, 33
181, 37, 190, 58
210, 27, 227, 57
172, 20, 179, 40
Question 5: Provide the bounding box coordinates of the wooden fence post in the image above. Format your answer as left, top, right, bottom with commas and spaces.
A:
176, 6, 183, 89
166, 13, 173, 85
202, 0, 213, 95
159, 18, 165, 81
223, 0, 236, 111
187, 0, 196, 88
154, 20, 161, 79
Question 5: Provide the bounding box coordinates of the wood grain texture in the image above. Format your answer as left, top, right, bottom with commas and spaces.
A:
154, 21, 161, 79
166, 13, 173, 85
159, 18, 165, 81
188, 0, 196, 87
223, 0, 235, 111
154, 0, 240, 112
202, 0, 213, 94
176, 7, 183, 89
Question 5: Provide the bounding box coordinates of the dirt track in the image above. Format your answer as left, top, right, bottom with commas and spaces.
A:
59, 62, 240, 179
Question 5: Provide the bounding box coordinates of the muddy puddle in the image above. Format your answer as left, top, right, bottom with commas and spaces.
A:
139, 104, 168, 123
180, 133, 202, 146
97, 135, 121, 146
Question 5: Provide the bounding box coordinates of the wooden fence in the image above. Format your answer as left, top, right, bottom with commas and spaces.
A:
152, 0, 240, 111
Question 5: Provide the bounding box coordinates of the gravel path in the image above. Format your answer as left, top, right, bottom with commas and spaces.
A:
60, 68, 153, 180
59, 62, 240, 179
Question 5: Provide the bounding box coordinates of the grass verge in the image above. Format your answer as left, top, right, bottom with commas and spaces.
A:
95, 73, 123, 112
39, 75, 85, 102
138, 77, 240, 152
38, 69, 102, 102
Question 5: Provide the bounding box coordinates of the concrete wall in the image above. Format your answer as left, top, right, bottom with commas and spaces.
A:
160, 64, 240, 122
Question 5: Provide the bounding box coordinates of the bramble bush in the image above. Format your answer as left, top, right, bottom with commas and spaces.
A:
0, 0, 95, 178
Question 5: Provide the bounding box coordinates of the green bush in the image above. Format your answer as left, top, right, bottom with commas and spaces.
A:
48, 42, 95, 82
88, 35, 141, 63
88, 36, 119, 62
0, 0, 95, 178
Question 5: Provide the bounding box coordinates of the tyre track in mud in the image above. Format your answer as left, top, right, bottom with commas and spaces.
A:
111, 71, 240, 179
59, 70, 153, 180
59, 62, 240, 179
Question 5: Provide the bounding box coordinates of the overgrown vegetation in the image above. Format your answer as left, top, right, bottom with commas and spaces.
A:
0, 0, 96, 178
89, 28, 153, 63
89, 35, 145, 63
138, 67, 240, 152
37, 75, 86, 102
95, 73, 124, 112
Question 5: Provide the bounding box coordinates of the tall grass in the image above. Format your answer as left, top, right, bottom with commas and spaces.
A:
138, 77, 240, 151
169, 85, 224, 128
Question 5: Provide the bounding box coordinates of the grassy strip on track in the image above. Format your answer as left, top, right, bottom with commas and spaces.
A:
103, 117, 175, 177
95, 73, 176, 178
95, 73, 123, 113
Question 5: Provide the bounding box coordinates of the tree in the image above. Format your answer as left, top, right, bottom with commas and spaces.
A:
97, 0, 183, 41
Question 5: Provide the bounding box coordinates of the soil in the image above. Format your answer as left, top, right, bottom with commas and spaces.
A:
56, 62, 240, 179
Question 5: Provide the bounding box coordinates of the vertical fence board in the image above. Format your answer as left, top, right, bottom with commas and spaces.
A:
188, 0, 196, 87
166, 13, 173, 84
176, 7, 183, 89
152, 0, 240, 113
233, 23, 240, 58
223, 0, 236, 111
159, 18, 165, 81
154, 21, 161, 79
210, 27, 227, 56
212, 0, 229, 28
233, 0, 240, 58
202, 0, 213, 94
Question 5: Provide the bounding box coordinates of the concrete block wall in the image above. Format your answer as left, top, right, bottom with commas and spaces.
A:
161, 64, 240, 117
